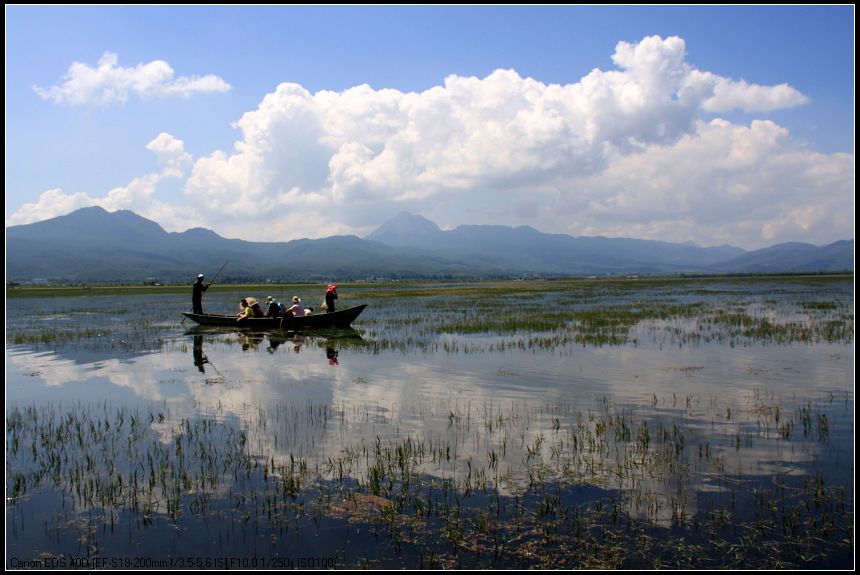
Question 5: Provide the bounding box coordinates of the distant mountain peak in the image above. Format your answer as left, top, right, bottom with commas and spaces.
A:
366, 212, 442, 246
387, 211, 440, 229
179, 227, 223, 240
10, 205, 167, 236
75, 205, 109, 215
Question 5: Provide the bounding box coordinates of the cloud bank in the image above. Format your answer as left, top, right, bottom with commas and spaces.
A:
13, 36, 852, 249
33, 52, 231, 106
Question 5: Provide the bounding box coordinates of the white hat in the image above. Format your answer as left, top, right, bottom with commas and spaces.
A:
197, 274, 204, 279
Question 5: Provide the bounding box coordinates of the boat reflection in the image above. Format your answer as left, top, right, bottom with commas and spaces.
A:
240, 332, 264, 352
186, 327, 362, 367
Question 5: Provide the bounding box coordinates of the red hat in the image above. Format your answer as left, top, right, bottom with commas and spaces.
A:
327, 284, 337, 292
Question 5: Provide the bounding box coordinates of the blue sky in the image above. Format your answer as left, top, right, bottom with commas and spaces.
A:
5, 5, 854, 248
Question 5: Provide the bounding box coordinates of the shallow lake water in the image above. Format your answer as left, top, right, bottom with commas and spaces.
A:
6, 278, 854, 568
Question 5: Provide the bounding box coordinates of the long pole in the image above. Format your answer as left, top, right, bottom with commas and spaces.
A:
208, 259, 230, 287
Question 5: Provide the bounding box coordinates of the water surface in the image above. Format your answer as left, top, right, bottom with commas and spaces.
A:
6, 278, 854, 568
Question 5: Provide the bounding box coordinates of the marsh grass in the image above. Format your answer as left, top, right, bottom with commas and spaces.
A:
5, 294, 177, 354
7, 389, 853, 568
353, 277, 853, 352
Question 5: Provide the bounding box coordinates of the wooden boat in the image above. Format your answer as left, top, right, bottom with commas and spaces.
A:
182, 304, 367, 330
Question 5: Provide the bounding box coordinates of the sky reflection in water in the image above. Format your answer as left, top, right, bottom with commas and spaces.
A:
5, 279, 854, 568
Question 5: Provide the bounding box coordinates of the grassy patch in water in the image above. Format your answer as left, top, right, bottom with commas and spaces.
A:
359, 279, 853, 350
7, 391, 854, 568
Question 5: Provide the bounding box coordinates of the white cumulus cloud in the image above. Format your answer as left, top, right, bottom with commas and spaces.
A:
702, 76, 809, 113
33, 52, 231, 106
565, 119, 853, 247
6, 188, 95, 227
12, 35, 852, 249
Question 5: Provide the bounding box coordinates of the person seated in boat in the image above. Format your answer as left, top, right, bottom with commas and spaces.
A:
265, 296, 284, 318
250, 298, 266, 317
285, 296, 305, 317
237, 297, 265, 321
237, 298, 254, 321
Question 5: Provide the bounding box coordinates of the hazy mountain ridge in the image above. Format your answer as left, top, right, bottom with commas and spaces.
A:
6, 207, 853, 283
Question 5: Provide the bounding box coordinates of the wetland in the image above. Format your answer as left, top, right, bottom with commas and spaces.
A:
5, 276, 854, 568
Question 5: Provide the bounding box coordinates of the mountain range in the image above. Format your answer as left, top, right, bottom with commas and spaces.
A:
5, 207, 854, 283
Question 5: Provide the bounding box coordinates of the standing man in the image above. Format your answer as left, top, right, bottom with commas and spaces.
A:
325, 284, 338, 314
192, 274, 209, 314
